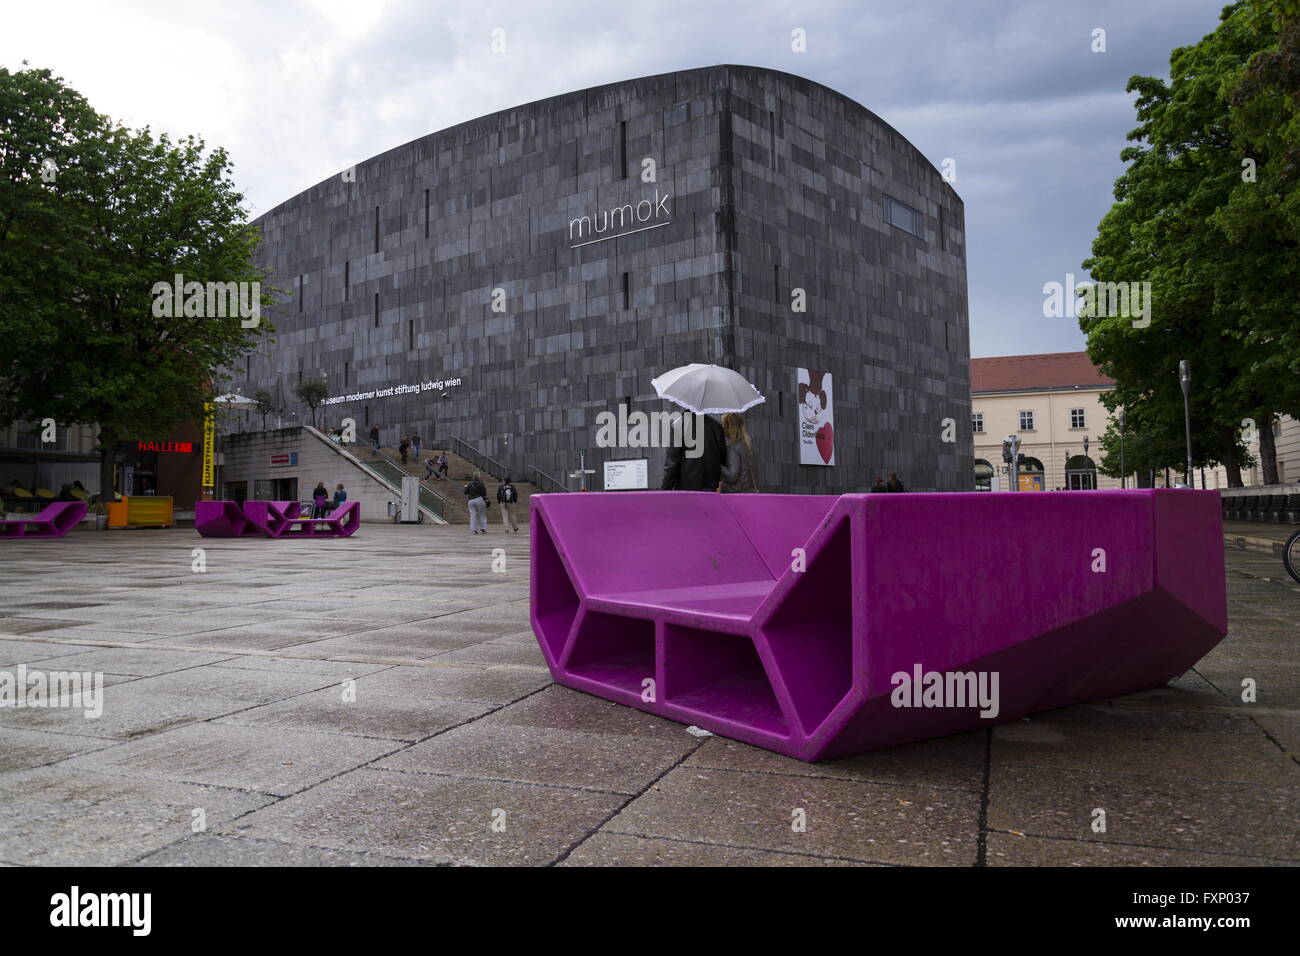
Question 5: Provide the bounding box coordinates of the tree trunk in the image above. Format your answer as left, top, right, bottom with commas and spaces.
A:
1257, 412, 1280, 486
1217, 425, 1244, 487
98, 445, 115, 501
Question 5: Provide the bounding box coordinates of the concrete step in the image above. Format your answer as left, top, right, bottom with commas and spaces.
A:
370, 446, 536, 524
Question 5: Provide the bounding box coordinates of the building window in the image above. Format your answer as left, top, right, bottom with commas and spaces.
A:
424, 189, 430, 239
1019, 410, 1035, 431
884, 196, 924, 238
621, 272, 630, 310
769, 110, 777, 169
374, 206, 380, 253
344, 261, 349, 301
344, 361, 349, 387
972, 413, 984, 434
774, 264, 780, 303
297, 274, 304, 312
408, 319, 414, 351
619, 121, 628, 180
1070, 407, 1086, 429
373, 292, 379, 328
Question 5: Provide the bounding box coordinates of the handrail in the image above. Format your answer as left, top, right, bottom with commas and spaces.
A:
366, 453, 454, 520
448, 436, 511, 481
302, 425, 450, 522
529, 465, 568, 493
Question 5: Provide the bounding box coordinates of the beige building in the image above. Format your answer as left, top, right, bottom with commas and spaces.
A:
971, 352, 1121, 491
971, 351, 1300, 491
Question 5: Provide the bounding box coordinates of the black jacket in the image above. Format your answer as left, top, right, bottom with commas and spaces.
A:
661, 415, 725, 491
497, 483, 517, 504
464, 480, 487, 500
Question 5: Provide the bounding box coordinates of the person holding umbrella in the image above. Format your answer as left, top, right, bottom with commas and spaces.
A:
652, 363, 764, 492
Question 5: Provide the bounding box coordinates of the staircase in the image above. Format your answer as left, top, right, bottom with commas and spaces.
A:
367, 445, 538, 526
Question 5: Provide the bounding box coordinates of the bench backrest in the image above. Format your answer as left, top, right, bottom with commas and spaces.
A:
534, 491, 780, 595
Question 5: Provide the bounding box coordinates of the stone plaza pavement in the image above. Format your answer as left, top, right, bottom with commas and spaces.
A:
0, 522, 1295, 867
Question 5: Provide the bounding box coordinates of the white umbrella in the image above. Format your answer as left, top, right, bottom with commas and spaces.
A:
213, 392, 257, 407
650, 363, 765, 415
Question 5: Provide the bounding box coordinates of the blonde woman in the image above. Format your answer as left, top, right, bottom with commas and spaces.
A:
719, 413, 759, 493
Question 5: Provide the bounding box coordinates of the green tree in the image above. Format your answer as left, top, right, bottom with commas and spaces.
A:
252, 388, 276, 430
293, 377, 327, 428
0, 66, 278, 495
1082, 2, 1298, 486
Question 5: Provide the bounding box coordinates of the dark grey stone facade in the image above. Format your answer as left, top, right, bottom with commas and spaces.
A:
235, 65, 970, 493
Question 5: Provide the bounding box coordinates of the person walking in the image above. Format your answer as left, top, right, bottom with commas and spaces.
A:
311, 482, 330, 518
869, 477, 888, 493
369, 424, 381, 457
332, 483, 347, 512
497, 476, 520, 532
465, 472, 489, 534
411, 432, 421, 462
398, 435, 410, 465
719, 413, 759, 493
661, 413, 725, 490
435, 452, 450, 481
886, 472, 907, 493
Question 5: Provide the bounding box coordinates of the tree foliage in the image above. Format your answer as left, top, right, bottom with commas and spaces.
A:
1082, 1, 1299, 486
0, 64, 278, 492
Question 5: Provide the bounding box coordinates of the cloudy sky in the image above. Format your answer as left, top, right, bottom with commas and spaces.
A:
5, 0, 1229, 357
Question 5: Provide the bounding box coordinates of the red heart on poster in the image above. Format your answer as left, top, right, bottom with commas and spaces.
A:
815, 422, 834, 463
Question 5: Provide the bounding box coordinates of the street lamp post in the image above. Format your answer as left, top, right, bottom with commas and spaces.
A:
1179, 360, 1192, 487
1119, 407, 1126, 489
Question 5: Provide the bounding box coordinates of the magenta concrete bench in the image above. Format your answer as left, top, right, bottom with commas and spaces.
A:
0, 501, 87, 539
529, 489, 1228, 761
195, 500, 360, 538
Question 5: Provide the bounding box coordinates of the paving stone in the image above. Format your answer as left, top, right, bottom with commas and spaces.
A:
605, 766, 981, 865
206, 657, 394, 679
352, 664, 551, 704
0, 766, 272, 866
63, 722, 401, 797
486, 684, 692, 740
221, 767, 624, 865
376, 720, 695, 793
0, 637, 102, 663
986, 764, 1300, 861
217, 685, 492, 741
984, 832, 1290, 867
685, 732, 987, 792
14, 646, 233, 677
990, 704, 1299, 786
560, 831, 869, 866
0, 725, 115, 772
133, 834, 433, 866
431, 641, 548, 667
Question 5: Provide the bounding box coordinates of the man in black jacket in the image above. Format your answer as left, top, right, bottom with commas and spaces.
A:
464, 473, 489, 534
661, 413, 725, 491
497, 476, 520, 532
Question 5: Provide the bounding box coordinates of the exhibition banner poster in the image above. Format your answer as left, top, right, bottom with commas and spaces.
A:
797, 368, 834, 466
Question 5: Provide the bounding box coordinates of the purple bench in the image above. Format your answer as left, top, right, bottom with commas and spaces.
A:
195, 500, 360, 538
0, 501, 87, 539
530, 489, 1228, 761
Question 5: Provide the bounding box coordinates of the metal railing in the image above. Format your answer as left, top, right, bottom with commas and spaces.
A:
529, 465, 568, 493
304, 425, 451, 522
364, 454, 453, 522
448, 436, 512, 481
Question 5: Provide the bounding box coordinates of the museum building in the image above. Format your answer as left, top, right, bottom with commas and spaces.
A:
233, 65, 971, 493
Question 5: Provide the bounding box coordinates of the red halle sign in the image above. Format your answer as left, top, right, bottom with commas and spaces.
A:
137, 441, 193, 453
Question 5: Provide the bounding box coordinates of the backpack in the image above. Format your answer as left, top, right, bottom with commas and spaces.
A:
503, 485, 516, 503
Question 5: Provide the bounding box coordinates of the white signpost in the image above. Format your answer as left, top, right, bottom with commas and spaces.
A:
603, 459, 648, 491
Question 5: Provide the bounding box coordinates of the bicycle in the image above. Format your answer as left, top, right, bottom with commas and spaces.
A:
1284, 528, 1300, 584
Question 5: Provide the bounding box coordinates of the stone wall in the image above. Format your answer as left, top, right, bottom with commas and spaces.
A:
234, 65, 970, 494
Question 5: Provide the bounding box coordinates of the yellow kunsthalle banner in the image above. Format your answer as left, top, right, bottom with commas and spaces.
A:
202, 402, 215, 493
